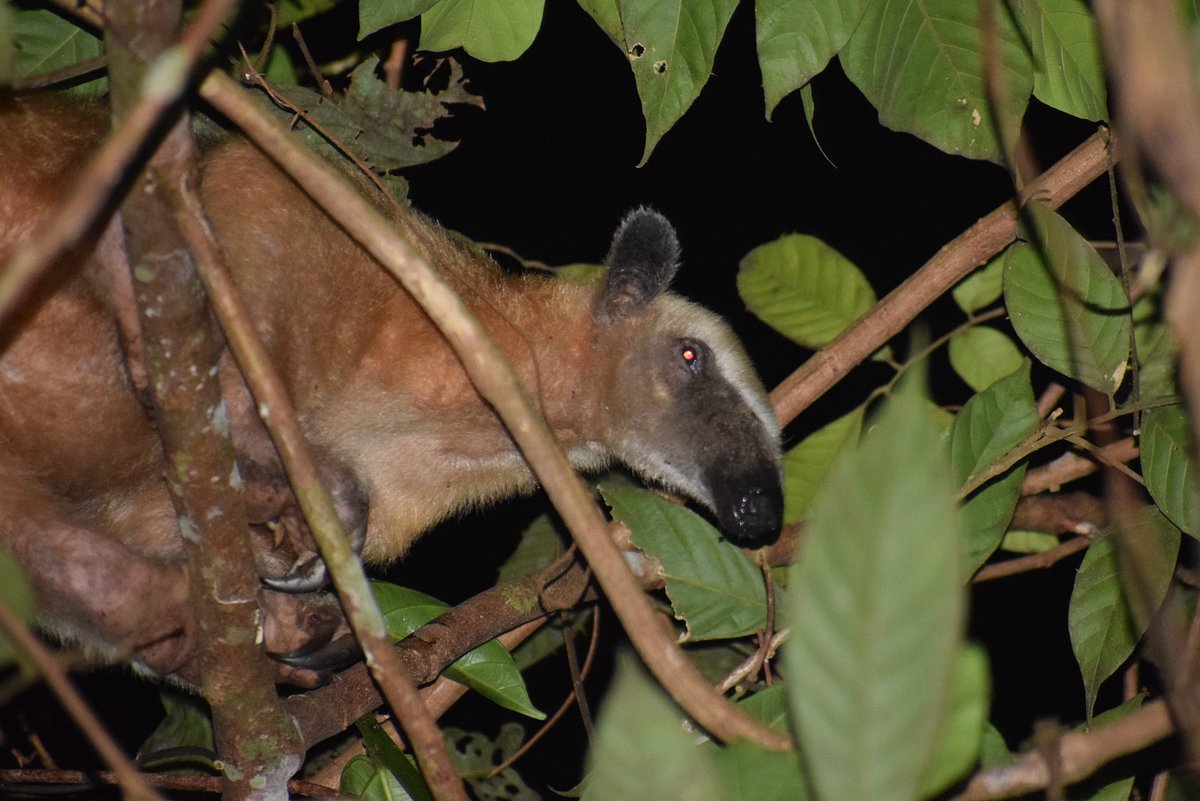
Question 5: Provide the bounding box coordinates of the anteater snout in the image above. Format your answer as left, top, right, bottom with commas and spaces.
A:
717, 477, 783, 549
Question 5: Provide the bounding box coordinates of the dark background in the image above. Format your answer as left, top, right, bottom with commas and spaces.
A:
1, 1, 1126, 795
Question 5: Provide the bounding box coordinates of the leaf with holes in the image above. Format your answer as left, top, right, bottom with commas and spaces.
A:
1141, 405, 1200, 537
1004, 204, 1131, 393
951, 363, 1038, 575
1012, 0, 1107, 121
615, 0, 739, 165
602, 486, 767, 640
840, 0, 1032, 162
786, 378, 963, 801
419, 0, 545, 62
1069, 509, 1179, 719
738, 234, 888, 358
755, 0, 870, 118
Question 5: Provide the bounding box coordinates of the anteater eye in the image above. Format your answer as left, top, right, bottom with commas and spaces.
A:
679, 342, 702, 373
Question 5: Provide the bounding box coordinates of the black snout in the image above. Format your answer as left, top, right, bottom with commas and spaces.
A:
715, 473, 783, 549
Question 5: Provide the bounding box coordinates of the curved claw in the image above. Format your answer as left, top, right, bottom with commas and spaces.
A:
261, 552, 327, 593
260, 525, 366, 593
272, 632, 363, 672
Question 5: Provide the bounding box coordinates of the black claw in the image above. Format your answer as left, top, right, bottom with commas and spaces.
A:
271, 633, 363, 672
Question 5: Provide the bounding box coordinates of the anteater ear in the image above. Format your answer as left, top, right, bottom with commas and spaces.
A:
596, 207, 681, 321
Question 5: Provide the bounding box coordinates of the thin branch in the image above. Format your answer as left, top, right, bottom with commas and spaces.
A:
0, 604, 166, 801
769, 131, 1115, 427
199, 69, 790, 753
0, 769, 346, 799
1022, 437, 1138, 495
972, 537, 1091, 584
949, 699, 1173, 800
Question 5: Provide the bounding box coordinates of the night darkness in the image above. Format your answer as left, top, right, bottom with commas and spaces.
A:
0, 0, 1130, 794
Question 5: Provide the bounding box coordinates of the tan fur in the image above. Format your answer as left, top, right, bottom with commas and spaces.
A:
0, 94, 781, 680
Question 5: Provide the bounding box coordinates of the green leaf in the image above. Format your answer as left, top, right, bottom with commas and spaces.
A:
1142, 405, 1199, 536
10, 8, 104, 94
583, 654, 722, 801
617, 0, 739, 164
276, 0, 341, 26
919, 645, 991, 799
1134, 319, 1178, 401
361, 0, 441, 39
357, 715, 433, 801
576, 0, 622, 45
754, 0, 870, 118
1004, 205, 1132, 393
372, 582, 544, 719
496, 513, 565, 584
1012, 0, 1107, 121
708, 688, 811, 801
786, 378, 963, 801
420, 0, 545, 62
952, 255, 1006, 314
0, 548, 34, 670
951, 363, 1038, 575
1000, 530, 1060, 554
783, 406, 864, 523
1083, 778, 1134, 801
139, 692, 216, 773
738, 234, 887, 357
949, 326, 1026, 392
978, 723, 1014, 768
602, 486, 767, 640
1068, 509, 1179, 719
840, 0, 1032, 163
341, 754, 417, 800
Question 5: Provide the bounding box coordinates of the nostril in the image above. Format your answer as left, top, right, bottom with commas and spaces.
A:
726, 486, 782, 548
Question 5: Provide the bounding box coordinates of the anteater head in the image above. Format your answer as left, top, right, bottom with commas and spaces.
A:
591, 208, 783, 548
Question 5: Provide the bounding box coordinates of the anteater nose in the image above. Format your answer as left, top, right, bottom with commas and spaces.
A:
724, 484, 783, 549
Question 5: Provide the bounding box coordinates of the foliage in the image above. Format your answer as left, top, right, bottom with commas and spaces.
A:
3, 1, 1199, 801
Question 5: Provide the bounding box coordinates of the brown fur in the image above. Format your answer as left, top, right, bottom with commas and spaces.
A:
0, 93, 781, 682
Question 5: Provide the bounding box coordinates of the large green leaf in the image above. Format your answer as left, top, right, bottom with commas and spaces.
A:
948, 326, 1025, 392
786, 379, 963, 801
419, 0, 545, 62
371, 582, 543, 719
1011, 0, 1107, 122
840, 0, 1032, 163
578, 0, 738, 164
1068, 509, 1179, 719
360, 0, 441, 38
754, 0, 870, 118
1141, 405, 1200, 537
951, 364, 1038, 575
583, 655, 722, 801
602, 486, 767, 640
341, 755, 418, 801
782, 406, 864, 523
1134, 319, 1179, 401
1004, 204, 1132, 394
738, 234, 886, 356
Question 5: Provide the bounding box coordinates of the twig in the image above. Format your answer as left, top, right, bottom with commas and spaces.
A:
1021, 437, 1138, 495
198, 69, 790, 753
949, 699, 1173, 800
972, 537, 1091, 584
0, 769, 346, 798
0, 604, 166, 801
